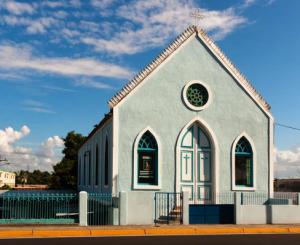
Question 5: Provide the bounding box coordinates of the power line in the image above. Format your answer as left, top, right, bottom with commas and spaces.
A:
275, 123, 300, 131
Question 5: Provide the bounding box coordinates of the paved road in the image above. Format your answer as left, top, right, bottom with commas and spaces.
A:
1, 234, 300, 245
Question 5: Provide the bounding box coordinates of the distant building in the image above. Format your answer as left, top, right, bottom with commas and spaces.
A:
274, 178, 300, 192
0, 170, 16, 188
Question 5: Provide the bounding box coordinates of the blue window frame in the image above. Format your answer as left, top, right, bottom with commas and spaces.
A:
137, 131, 158, 185
235, 137, 253, 187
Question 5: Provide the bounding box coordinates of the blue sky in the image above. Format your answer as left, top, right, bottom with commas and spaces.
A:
0, 0, 299, 178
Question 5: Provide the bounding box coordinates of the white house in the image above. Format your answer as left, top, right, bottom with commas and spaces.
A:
0, 170, 16, 188
78, 26, 274, 204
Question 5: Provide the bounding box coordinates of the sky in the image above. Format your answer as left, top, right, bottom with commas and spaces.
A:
0, 0, 299, 178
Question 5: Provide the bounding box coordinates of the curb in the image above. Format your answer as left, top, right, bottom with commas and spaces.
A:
0, 227, 300, 239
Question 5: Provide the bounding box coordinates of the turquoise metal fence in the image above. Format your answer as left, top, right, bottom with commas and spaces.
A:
0, 191, 79, 224
88, 193, 116, 226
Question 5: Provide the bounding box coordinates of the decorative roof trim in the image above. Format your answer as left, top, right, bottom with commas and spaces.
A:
79, 111, 113, 151
108, 26, 270, 111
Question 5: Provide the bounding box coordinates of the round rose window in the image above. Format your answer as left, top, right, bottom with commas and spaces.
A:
183, 81, 211, 111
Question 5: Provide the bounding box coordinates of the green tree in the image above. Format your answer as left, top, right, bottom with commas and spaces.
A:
16, 170, 51, 185
50, 131, 86, 190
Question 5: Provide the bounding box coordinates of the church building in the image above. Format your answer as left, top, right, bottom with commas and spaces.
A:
78, 26, 274, 203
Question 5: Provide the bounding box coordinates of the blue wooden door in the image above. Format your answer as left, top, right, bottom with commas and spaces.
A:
189, 204, 234, 224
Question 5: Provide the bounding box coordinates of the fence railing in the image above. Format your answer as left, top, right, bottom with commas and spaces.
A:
0, 191, 78, 224
154, 192, 183, 225
186, 191, 300, 205
272, 192, 299, 205
88, 193, 116, 226
191, 192, 235, 205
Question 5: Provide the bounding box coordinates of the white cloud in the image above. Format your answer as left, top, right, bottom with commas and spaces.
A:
242, 0, 256, 8
41, 85, 76, 93
266, 0, 276, 5
26, 17, 58, 34
42, 1, 65, 9
74, 78, 114, 89
38, 136, 64, 158
69, 0, 81, 8
0, 44, 132, 78
24, 107, 56, 114
91, 0, 115, 10
1, 0, 35, 15
1, 15, 59, 34
274, 147, 300, 178
53, 10, 68, 19
22, 99, 56, 114
0, 126, 30, 153
0, 125, 64, 171
82, 0, 247, 55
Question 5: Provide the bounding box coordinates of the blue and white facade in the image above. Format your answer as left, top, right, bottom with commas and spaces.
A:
78, 26, 274, 203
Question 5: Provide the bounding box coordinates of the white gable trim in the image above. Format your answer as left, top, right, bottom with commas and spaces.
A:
109, 26, 272, 118
195, 29, 272, 119
113, 33, 197, 109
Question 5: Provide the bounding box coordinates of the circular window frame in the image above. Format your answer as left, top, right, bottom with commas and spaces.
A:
182, 80, 212, 111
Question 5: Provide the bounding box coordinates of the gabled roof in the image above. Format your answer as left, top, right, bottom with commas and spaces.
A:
108, 26, 271, 111
79, 111, 112, 150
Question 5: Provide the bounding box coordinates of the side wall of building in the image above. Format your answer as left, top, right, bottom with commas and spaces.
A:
78, 119, 113, 193
115, 36, 271, 193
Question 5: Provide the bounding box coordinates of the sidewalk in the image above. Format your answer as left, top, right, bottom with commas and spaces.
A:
1, 224, 300, 238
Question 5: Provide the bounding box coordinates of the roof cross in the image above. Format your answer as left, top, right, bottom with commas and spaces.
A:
190, 8, 204, 27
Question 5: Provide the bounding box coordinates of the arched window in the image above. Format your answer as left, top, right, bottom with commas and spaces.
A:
104, 137, 109, 186
95, 144, 99, 186
235, 137, 253, 187
137, 131, 158, 185
78, 157, 81, 186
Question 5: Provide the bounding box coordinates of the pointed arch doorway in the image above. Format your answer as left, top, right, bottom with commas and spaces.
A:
177, 120, 216, 204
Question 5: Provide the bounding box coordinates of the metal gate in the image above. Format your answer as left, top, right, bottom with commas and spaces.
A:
88, 193, 116, 226
189, 204, 234, 224
154, 192, 183, 225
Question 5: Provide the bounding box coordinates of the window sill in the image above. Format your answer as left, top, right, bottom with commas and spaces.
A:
133, 184, 161, 190
232, 186, 255, 191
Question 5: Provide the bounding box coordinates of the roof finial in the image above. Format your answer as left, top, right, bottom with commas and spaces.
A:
190, 8, 204, 28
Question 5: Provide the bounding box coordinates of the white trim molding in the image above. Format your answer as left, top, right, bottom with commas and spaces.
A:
182, 80, 212, 111
231, 132, 257, 191
133, 127, 162, 190
112, 107, 119, 195
175, 117, 219, 202
268, 117, 274, 197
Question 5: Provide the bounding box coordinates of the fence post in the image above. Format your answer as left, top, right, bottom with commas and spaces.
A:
182, 191, 189, 225
119, 191, 127, 225
234, 192, 242, 224
112, 196, 119, 225
79, 191, 88, 226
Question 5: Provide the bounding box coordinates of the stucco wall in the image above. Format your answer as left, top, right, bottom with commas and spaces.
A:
236, 205, 270, 224
115, 36, 270, 193
119, 191, 154, 225
78, 119, 113, 193
271, 205, 300, 224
